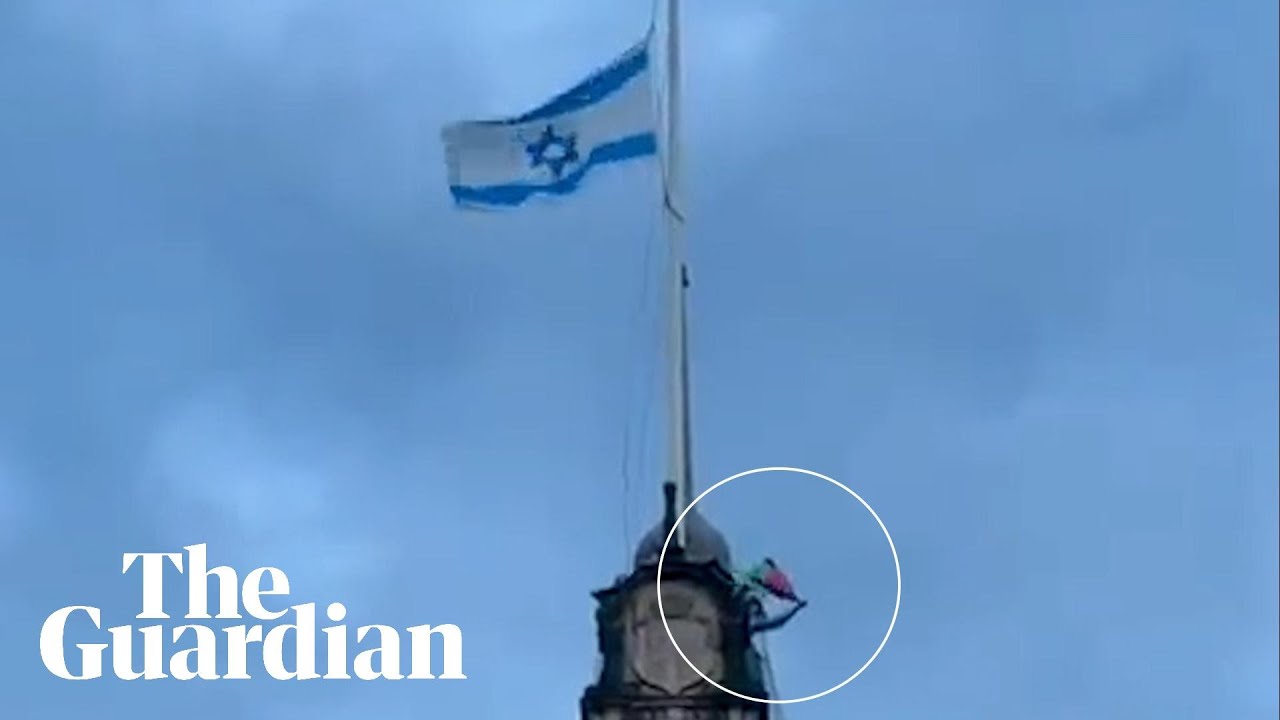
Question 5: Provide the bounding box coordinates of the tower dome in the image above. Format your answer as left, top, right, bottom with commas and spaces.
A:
633, 506, 732, 569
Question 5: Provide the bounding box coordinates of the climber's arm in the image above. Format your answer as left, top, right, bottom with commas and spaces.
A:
748, 600, 808, 634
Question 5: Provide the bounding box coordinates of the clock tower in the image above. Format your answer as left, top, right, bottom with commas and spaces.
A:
580, 484, 770, 720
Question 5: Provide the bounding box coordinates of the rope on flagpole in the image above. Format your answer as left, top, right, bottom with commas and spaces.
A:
618, 0, 681, 570
617, 176, 662, 570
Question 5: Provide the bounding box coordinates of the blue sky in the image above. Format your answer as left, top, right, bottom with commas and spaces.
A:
1, 0, 1276, 717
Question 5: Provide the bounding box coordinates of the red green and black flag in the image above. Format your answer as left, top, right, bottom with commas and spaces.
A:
740, 558, 803, 603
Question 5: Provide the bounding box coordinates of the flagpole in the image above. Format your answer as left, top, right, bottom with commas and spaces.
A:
662, 0, 693, 548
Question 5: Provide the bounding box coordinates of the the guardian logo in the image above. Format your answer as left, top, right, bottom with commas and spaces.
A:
39, 544, 465, 681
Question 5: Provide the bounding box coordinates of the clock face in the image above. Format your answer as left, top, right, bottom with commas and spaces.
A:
627, 581, 723, 695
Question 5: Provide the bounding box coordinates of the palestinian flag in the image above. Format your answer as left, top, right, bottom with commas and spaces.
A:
739, 559, 802, 602
762, 564, 800, 602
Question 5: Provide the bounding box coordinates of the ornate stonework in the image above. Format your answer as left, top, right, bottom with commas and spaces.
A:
627, 580, 724, 695
580, 558, 768, 720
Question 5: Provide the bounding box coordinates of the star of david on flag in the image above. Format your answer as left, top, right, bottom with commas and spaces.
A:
441, 33, 658, 209
525, 125, 580, 180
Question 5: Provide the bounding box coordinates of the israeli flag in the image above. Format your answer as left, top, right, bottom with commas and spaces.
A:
442, 34, 658, 209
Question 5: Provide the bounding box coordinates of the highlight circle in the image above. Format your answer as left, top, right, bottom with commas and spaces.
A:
655, 466, 902, 705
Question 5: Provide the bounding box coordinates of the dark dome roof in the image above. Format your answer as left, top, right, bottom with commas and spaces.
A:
633, 508, 732, 569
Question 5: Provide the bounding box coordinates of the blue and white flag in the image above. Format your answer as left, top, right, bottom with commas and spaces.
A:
442, 35, 658, 209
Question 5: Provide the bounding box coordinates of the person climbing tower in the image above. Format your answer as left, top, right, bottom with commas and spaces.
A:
736, 557, 807, 636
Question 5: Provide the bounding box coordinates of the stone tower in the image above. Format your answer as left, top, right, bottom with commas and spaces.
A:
580, 484, 769, 720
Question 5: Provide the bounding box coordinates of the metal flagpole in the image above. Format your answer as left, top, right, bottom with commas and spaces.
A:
662, 0, 693, 548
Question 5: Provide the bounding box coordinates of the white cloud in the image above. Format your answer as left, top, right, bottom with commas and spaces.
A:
0, 455, 27, 548
28, 0, 317, 64
140, 384, 391, 607
701, 6, 779, 71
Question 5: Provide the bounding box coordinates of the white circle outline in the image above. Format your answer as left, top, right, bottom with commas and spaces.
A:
656, 466, 902, 705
